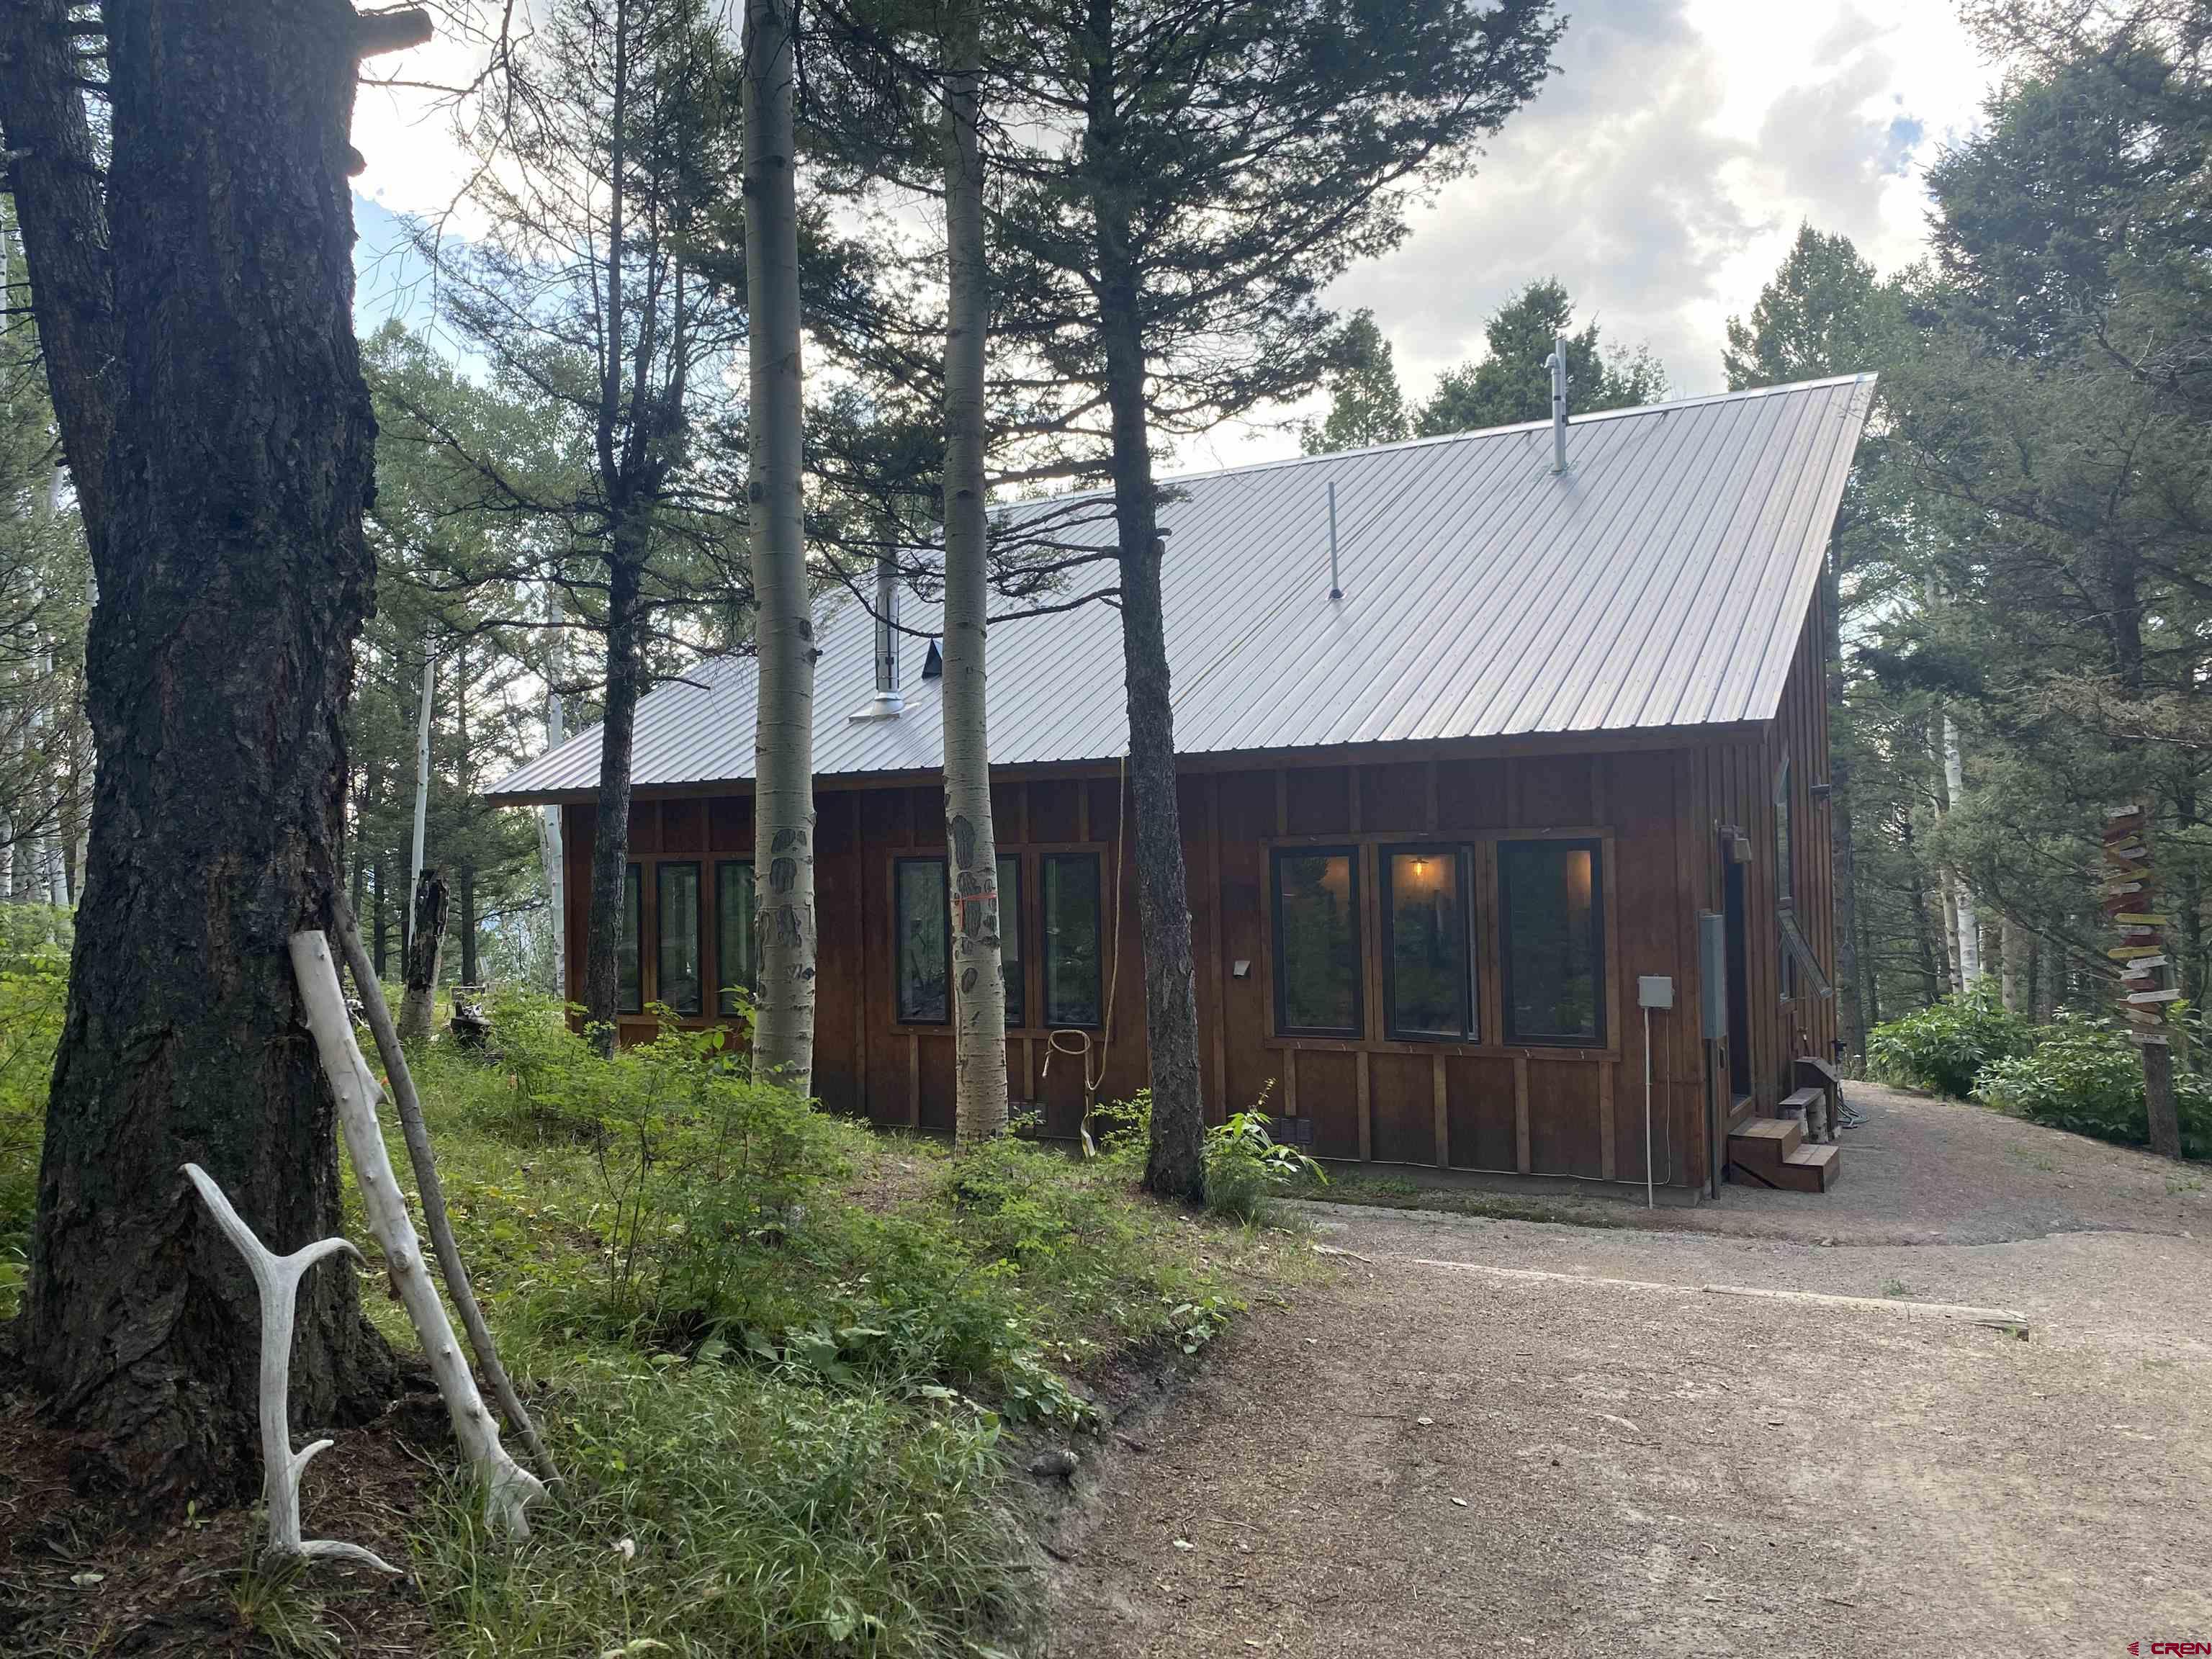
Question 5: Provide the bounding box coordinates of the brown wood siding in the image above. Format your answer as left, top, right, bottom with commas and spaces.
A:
552, 648, 1838, 1195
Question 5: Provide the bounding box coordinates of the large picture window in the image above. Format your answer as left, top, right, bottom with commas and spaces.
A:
716, 860, 755, 1016
896, 858, 950, 1023
617, 863, 643, 1015
1043, 853, 1103, 1027
1382, 846, 1475, 1041
1272, 847, 1362, 1038
655, 862, 703, 1015
1499, 839, 1604, 1046
997, 855, 1025, 1028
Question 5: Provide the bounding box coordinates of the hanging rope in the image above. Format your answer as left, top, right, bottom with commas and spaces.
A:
1044, 754, 1129, 1153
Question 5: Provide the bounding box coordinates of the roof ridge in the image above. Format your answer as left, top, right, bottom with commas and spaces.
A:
994, 372, 1879, 515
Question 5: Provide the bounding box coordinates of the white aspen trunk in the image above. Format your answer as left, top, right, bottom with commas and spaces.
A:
940, 0, 1006, 1148
1943, 710, 1979, 986
179, 1164, 397, 1572
408, 648, 435, 958
539, 585, 567, 998
289, 929, 545, 1537
743, 0, 817, 1092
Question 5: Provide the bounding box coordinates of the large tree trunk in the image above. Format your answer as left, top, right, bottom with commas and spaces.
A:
0, 0, 120, 539
1901, 811, 1941, 1006
744, 0, 818, 1092
398, 868, 449, 1043
16, 0, 393, 1505
941, 0, 1006, 1148
1084, 0, 1206, 1199
580, 534, 647, 1048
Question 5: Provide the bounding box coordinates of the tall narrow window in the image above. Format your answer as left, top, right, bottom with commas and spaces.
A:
617, 863, 643, 1015
1382, 846, 1474, 1041
1043, 853, 1103, 1027
656, 862, 702, 1015
998, 855, 1025, 1028
1272, 847, 1361, 1038
716, 860, 755, 1016
896, 858, 950, 1023
1775, 755, 1796, 1000
1500, 839, 1604, 1046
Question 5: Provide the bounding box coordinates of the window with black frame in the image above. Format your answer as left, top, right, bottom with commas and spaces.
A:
1775, 755, 1796, 1000
655, 862, 703, 1015
1043, 853, 1103, 1027
1272, 846, 1362, 1037
716, 860, 755, 1016
616, 863, 643, 1015
895, 858, 950, 1022
1382, 845, 1475, 1041
997, 855, 1025, 1028
1499, 838, 1604, 1046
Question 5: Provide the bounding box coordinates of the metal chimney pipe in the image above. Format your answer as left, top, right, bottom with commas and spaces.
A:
1548, 333, 1570, 475
872, 554, 903, 714
1327, 481, 1342, 601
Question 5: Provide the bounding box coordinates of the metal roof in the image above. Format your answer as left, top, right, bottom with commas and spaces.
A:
488, 373, 1875, 801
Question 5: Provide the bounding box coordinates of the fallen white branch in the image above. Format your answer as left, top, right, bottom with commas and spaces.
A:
331, 894, 559, 1488
181, 1164, 398, 1573
290, 929, 546, 1538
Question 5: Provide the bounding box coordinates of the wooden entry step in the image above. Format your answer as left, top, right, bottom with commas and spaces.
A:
1775, 1141, 1841, 1192
1727, 1113, 1843, 1192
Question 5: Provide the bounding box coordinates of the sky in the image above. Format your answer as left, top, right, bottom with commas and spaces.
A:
347, 0, 1999, 472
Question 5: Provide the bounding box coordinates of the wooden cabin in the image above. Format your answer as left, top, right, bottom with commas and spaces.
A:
490, 374, 1876, 1198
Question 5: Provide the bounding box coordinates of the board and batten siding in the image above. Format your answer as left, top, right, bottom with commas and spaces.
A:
555, 597, 1834, 1192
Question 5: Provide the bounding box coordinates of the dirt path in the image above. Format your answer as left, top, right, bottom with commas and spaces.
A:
1046, 1090, 2212, 1658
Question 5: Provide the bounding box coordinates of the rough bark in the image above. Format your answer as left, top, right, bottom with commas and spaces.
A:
2144, 1035, 2183, 1159
399, 868, 449, 1043
459, 863, 479, 986
580, 531, 647, 1048
744, 0, 819, 1092
0, 0, 121, 541
940, 0, 1006, 1148
1084, 0, 1206, 1198
1901, 812, 1941, 1005
17, 0, 394, 1505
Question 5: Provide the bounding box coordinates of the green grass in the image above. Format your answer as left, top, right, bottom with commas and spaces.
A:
8, 989, 1277, 1655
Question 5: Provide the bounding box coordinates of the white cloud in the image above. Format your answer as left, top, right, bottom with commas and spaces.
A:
349, 0, 2000, 475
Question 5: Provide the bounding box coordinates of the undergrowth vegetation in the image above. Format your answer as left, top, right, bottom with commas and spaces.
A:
4, 978, 1284, 1653
0, 905, 68, 1313
1868, 984, 2211, 1160
338, 991, 1270, 1656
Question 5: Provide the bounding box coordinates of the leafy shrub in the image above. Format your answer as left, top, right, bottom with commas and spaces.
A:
1202, 1109, 1324, 1224
0, 906, 69, 1313
1972, 1013, 2212, 1159
1866, 982, 2038, 1099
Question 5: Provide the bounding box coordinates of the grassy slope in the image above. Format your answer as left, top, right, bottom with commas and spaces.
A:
2, 976, 1297, 1658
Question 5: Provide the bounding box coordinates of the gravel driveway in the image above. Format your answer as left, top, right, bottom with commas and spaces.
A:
1046, 1084, 2212, 1658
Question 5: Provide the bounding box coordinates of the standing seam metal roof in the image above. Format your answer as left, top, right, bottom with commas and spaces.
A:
487, 372, 1876, 800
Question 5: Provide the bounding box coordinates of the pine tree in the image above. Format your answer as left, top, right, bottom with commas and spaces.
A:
1414, 277, 1663, 436
987, 0, 1562, 1196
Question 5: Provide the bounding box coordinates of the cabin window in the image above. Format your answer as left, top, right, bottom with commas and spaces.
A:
617, 863, 643, 1015
655, 862, 703, 1015
1382, 846, 1475, 1041
1272, 847, 1362, 1038
1043, 853, 1104, 1028
716, 860, 755, 1016
896, 858, 950, 1023
1499, 839, 1604, 1046
998, 855, 1025, 1028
